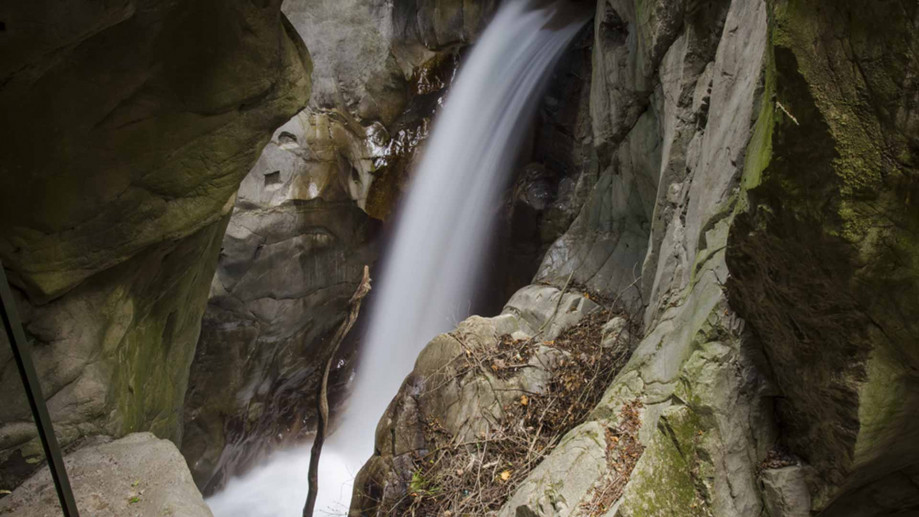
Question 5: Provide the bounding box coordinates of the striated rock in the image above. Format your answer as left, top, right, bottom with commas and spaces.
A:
452, 0, 919, 515
500, 1, 775, 515
0, 0, 312, 489
534, 0, 668, 306
0, 433, 211, 517
392, 0, 501, 57
503, 28, 597, 303
284, 0, 409, 125
761, 466, 811, 517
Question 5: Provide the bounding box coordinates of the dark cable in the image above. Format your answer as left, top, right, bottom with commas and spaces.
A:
0, 260, 80, 516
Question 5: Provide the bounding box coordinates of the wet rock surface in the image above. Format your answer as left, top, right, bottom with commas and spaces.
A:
179, 115, 380, 491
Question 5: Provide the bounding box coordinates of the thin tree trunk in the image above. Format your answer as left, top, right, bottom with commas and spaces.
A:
304, 265, 372, 517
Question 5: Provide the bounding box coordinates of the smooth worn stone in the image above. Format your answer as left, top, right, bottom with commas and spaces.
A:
0, 433, 211, 517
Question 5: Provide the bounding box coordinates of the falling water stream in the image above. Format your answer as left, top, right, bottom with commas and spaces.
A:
208, 1, 589, 514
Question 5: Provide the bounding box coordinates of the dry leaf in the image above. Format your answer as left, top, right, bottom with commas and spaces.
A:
520, 395, 529, 406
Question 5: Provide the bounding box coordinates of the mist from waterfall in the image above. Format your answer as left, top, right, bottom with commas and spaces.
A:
207, 1, 589, 514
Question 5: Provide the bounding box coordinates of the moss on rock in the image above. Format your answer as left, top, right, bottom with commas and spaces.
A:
616, 405, 713, 517
727, 0, 919, 510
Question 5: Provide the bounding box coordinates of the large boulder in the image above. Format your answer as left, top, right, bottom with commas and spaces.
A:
0, 433, 211, 517
0, 0, 311, 489
351, 285, 637, 515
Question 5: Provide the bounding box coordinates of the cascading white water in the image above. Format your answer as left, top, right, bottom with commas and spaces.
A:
332, 0, 589, 456
207, 2, 589, 515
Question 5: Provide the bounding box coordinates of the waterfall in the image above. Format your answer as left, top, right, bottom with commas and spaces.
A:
207, 1, 589, 515
333, 0, 589, 462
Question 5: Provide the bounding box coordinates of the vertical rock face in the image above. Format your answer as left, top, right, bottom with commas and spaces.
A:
518, 1, 775, 513
534, 0, 670, 307
727, 1, 919, 513
181, 0, 504, 493
503, 28, 597, 306
354, 0, 919, 515
356, 1, 774, 515
0, 0, 311, 490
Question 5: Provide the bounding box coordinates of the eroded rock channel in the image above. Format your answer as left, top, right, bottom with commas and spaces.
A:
1, 0, 917, 516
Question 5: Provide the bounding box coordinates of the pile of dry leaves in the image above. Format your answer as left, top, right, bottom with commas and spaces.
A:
394, 306, 638, 516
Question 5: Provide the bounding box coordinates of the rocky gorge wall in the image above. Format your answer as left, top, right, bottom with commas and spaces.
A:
0, 0, 915, 515
0, 0, 589, 503
352, 0, 919, 516
0, 0, 311, 492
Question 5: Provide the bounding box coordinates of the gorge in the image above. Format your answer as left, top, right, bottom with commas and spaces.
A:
1, 0, 918, 516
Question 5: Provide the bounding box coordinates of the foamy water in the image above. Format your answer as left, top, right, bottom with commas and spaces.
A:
207, 443, 353, 517
207, 1, 588, 513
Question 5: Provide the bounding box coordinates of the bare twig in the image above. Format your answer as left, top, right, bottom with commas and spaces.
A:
775, 100, 800, 126
303, 266, 372, 517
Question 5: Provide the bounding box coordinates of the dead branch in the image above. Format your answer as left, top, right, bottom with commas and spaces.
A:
303, 265, 372, 517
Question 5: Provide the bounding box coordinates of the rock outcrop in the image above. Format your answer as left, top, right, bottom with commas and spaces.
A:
351, 285, 636, 515
0, 433, 212, 517
353, 0, 919, 515
0, 0, 311, 490
181, 113, 379, 492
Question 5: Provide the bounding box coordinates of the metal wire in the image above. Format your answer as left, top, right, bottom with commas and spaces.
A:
0, 260, 80, 516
